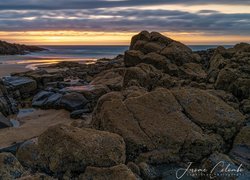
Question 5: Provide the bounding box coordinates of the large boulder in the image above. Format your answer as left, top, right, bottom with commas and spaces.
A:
79, 164, 137, 180
0, 152, 25, 179
127, 31, 198, 69
92, 88, 238, 163
38, 124, 126, 176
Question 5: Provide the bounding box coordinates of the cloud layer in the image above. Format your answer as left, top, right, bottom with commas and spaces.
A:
0, 0, 249, 39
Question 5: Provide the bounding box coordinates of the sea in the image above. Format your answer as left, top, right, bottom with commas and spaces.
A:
0, 45, 233, 71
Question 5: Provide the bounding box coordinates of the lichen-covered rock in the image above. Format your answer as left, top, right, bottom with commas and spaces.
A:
172, 88, 245, 140
0, 152, 25, 179
160, 41, 196, 65
38, 124, 126, 176
92, 88, 227, 163
123, 63, 162, 90
90, 68, 125, 91
79, 164, 137, 180
124, 50, 144, 67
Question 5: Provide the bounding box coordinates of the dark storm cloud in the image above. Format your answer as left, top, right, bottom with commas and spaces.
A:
0, 0, 249, 10
0, 9, 249, 35
0, 0, 249, 36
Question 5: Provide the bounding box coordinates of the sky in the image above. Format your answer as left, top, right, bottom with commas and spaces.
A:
0, 0, 249, 45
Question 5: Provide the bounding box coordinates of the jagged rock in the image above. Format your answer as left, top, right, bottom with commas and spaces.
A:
90, 68, 125, 91
124, 50, 144, 67
230, 126, 250, 170
79, 164, 137, 180
123, 63, 162, 90
142, 52, 170, 70
38, 124, 126, 176
172, 88, 245, 141
179, 63, 207, 81
92, 88, 226, 163
60, 92, 88, 111
0, 152, 25, 179
208, 43, 250, 100
127, 31, 198, 69
160, 41, 196, 65
3, 76, 37, 98
0, 112, 12, 128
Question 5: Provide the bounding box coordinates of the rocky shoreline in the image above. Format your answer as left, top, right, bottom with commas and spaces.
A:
0, 31, 250, 179
0, 40, 46, 55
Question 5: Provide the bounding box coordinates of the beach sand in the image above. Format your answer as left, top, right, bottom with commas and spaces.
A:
0, 64, 28, 77
0, 109, 73, 148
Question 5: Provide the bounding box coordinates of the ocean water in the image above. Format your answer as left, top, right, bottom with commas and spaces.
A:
0, 45, 233, 70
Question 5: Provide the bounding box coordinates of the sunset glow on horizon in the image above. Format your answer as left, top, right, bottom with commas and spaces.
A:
0, 1, 249, 45
1, 31, 250, 45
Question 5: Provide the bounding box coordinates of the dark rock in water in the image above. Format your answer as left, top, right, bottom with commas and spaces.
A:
0, 112, 12, 128
0, 152, 25, 179
32, 91, 62, 109
3, 76, 37, 98
230, 126, 250, 170
79, 164, 137, 180
0, 40, 46, 55
44, 93, 62, 108
32, 91, 54, 107
60, 92, 89, 111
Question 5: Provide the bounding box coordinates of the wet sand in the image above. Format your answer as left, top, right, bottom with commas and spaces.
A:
0, 64, 28, 77
0, 109, 73, 148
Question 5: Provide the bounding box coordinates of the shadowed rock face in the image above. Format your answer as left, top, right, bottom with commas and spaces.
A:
0, 40, 46, 55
